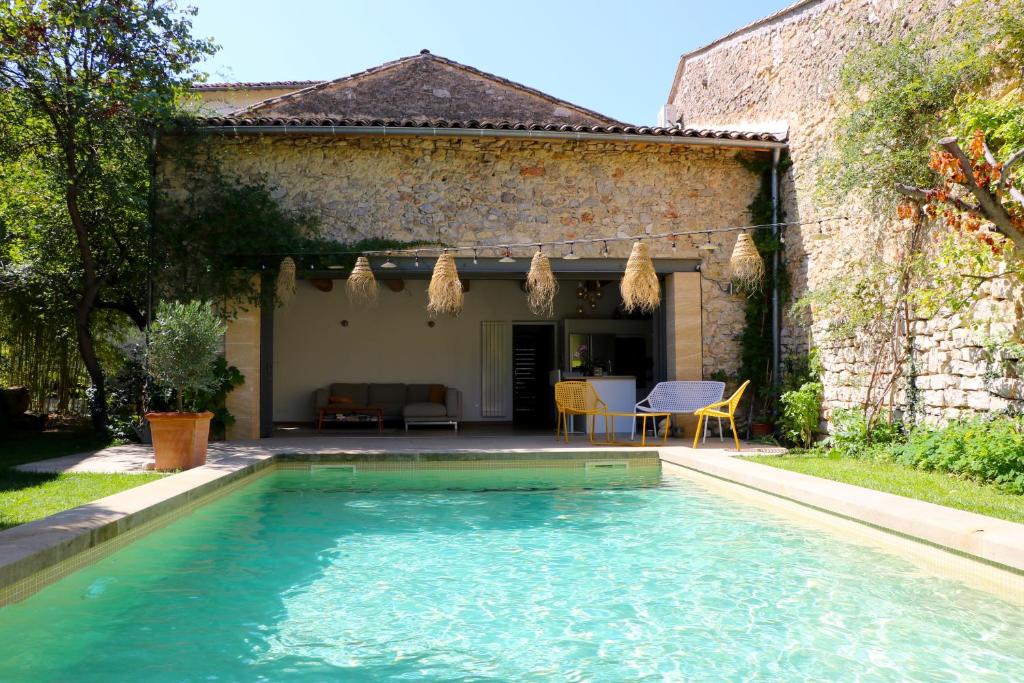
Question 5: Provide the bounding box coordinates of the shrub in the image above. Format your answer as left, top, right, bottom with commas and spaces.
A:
779, 381, 823, 448
824, 408, 903, 458
896, 418, 1024, 494
183, 356, 244, 439
148, 301, 226, 413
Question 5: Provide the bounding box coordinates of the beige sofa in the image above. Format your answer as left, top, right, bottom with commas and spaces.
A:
312, 383, 462, 431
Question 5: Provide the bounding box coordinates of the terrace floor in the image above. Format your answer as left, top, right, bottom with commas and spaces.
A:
14, 424, 786, 474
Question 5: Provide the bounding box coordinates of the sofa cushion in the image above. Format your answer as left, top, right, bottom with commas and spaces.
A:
369, 383, 406, 406
328, 383, 368, 407
403, 402, 448, 418
429, 385, 446, 404
405, 384, 433, 404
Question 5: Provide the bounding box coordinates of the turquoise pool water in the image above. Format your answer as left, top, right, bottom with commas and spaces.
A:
2, 465, 1024, 681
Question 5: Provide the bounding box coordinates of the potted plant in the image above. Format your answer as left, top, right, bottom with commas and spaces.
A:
146, 301, 226, 471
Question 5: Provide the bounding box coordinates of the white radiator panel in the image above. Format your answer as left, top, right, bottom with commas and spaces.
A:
481, 321, 510, 418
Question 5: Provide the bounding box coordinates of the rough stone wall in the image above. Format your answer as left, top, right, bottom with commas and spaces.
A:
160, 134, 763, 378
669, 0, 1024, 423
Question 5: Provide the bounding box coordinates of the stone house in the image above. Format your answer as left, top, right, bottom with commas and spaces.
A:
178, 50, 783, 439
666, 0, 1024, 424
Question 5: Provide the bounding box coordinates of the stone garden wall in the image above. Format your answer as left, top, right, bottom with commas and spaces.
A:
160, 134, 764, 380
668, 0, 1024, 423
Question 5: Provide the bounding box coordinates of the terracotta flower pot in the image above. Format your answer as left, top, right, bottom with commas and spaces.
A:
750, 422, 773, 438
146, 412, 213, 471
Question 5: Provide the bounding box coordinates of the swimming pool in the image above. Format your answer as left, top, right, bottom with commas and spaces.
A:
2, 463, 1023, 681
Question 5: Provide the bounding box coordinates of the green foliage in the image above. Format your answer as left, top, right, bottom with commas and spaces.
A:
147, 301, 225, 412
0, 1, 216, 429
819, 408, 1024, 495
779, 382, 823, 448
896, 418, 1024, 494
734, 154, 792, 420
823, 408, 904, 458
183, 357, 244, 439
820, 0, 1021, 208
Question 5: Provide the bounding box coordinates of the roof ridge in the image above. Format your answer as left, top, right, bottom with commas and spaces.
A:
237, 51, 629, 126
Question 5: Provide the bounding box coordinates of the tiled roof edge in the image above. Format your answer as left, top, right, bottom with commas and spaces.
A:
191, 80, 324, 91
182, 116, 788, 144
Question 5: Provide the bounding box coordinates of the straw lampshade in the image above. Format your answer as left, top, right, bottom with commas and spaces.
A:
276, 256, 297, 302
526, 251, 558, 317
729, 232, 765, 290
427, 252, 464, 316
620, 241, 660, 313
346, 256, 377, 305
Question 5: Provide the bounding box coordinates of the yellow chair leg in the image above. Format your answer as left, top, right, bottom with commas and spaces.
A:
730, 417, 740, 451
555, 411, 561, 441
692, 415, 704, 448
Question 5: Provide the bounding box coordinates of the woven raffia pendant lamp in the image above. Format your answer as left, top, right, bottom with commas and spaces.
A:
526, 250, 558, 317
729, 232, 765, 290
346, 256, 377, 305
276, 256, 297, 302
427, 252, 464, 316
620, 241, 660, 313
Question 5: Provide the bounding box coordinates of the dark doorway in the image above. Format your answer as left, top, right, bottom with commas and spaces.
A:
512, 324, 556, 429
615, 336, 650, 393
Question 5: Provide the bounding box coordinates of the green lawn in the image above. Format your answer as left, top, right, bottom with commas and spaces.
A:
0, 425, 163, 530
744, 454, 1024, 524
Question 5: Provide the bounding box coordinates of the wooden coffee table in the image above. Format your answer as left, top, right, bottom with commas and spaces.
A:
317, 406, 384, 433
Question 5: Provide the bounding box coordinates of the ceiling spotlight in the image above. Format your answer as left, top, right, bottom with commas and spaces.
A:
563, 242, 580, 260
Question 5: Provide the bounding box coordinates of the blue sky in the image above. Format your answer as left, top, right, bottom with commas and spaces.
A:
190, 1, 792, 125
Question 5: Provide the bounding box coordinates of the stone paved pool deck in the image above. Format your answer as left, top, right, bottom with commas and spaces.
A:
13, 432, 780, 474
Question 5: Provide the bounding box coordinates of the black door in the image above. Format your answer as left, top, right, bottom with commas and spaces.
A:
512, 324, 556, 429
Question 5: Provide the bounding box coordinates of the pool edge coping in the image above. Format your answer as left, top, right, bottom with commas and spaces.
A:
659, 449, 1024, 575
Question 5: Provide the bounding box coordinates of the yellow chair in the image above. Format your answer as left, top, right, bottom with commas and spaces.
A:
554, 381, 607, 443
692, 380, 751, 451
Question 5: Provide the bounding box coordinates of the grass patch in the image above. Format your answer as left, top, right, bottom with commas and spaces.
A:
0, 423, 162, 529
745, 454, 1024, 524
0, 470, 163, 530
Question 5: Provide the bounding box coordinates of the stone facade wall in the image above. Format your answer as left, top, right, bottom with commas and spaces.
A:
161, 134, 764, 380
668, 0, 1024, 423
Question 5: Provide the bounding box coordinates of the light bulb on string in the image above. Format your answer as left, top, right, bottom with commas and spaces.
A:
564, 242, 580, 260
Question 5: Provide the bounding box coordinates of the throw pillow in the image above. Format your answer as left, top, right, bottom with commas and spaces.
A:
329, 395, 354, 405
428, 385, 446, 404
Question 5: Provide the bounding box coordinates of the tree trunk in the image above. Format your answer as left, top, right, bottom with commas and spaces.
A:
74, 300, 107, 431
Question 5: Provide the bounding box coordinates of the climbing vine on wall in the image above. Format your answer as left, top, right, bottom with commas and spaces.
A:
736, 153, 792, 422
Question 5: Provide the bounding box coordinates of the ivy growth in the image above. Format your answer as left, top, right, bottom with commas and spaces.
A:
735, 153, 792, 422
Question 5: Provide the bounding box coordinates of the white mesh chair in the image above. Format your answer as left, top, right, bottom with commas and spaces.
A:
633, 381, 726, 441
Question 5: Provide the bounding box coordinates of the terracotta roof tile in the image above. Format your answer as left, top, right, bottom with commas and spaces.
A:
187, 115, 787, 144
